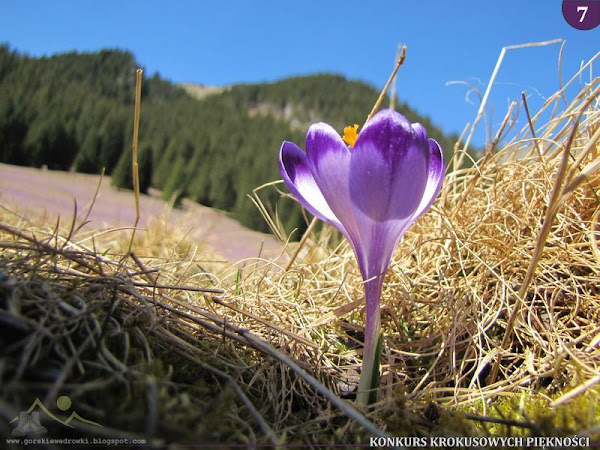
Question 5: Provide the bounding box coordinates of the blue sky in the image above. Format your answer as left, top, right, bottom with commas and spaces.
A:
1, 1, 598, 147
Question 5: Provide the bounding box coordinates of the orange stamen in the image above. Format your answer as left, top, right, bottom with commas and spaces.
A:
342, 124, 359, 147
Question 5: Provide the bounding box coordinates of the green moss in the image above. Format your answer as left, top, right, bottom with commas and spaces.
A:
451, 388, 600, 438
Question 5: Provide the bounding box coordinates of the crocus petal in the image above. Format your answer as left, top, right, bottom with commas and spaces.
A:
350, 110, 429, 222
412, 138, 445, 221
361, 220, 399, 280
373, 138, 445, 274
377, 138, 445, 274
305, 123, 361, 240
410, 122, 428, 142
279, 141, 346, 233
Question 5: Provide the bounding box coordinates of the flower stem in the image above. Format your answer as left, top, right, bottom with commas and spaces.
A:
356, 276, 384, 406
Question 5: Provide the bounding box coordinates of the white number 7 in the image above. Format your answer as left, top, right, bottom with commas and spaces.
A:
577, 6, 588, 22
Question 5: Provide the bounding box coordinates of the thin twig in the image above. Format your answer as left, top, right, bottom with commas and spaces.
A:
462, 412, 541, 432
365, 44, 407, 126
135, 282, 223, 293
558, 40, 568, 108
127, 69, 143, 255
451, 101, 517, 217
457, 39, 562, 168
389, 44, 402, 111
521, 91, 544, 163
284, 215, 319, 271
75, 167, 105, 235
212, 296, 318, 348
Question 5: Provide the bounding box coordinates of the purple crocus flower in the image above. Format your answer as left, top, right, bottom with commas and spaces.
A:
279, 109, 445, 405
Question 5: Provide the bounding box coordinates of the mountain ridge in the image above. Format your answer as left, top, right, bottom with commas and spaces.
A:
0, 45, 460, 234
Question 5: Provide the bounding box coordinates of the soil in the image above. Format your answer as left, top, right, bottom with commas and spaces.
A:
0, 163, 285, 262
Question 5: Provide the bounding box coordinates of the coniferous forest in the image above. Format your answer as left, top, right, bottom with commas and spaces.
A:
0, 44, 460, 234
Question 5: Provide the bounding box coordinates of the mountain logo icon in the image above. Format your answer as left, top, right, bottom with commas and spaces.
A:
10, 395, 102, 437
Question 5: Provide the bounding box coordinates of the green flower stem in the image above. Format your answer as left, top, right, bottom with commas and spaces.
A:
356, 276, 384, 406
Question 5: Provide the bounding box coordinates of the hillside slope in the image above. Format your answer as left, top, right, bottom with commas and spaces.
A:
0, 45, 460, 234
0, 163, 283, 262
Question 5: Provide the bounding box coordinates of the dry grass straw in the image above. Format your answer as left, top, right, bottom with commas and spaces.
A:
126, 68, 143, 255
2, 54, 600, 444
244, 54, 600, 433
0, 199, 390, 444
396, 74, 600, 408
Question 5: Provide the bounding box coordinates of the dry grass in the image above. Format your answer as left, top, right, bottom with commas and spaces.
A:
1, 58, 600, 446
